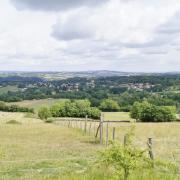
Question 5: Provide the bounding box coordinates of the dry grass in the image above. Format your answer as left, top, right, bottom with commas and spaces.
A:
102, 112, 134, 121
105, 122, 180, 162
56, 119, 180, 164
0, 112, 41, 123
0, 111, 179, 179
0, 113, 101, 179
7, 98, 67, 111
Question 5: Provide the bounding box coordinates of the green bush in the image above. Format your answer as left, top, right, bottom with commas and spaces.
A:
87, 107, 101, 119
100, 127, 151, 180
99, 99, 120, 112
38, 107, 51, 120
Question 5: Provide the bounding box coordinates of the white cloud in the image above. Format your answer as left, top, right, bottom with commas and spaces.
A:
11, 0, 107, 11
0, 0, 180, 72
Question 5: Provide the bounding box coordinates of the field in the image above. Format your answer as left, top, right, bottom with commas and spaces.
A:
102, 112, 135, 121
8, 99, 67, 111
0, 111, 180, 179
0, 113, 101, 180
0, 85, 19, 95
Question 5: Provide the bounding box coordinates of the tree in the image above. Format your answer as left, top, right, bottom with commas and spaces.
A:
99, 99, 120, 112
87, 107, 101, 119
154, 106, 176, 122
38, 107, 51, 120
130, 102, 142, 121
130, 101, 176, 122
139, 101, 155, 122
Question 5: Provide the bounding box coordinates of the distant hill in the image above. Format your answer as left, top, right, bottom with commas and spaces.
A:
0, 70, 180, 80
0, 70, 141, 80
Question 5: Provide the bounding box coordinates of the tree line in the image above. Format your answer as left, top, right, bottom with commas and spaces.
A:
130, 101, 177, 122
0, 102, 34, 113
38, 100, 101, 120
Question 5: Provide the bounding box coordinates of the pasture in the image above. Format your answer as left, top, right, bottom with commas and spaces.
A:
8, 98, 67, 111
0, 112, 101, 180
102, 112, 134, 121
0, 111, 179, 179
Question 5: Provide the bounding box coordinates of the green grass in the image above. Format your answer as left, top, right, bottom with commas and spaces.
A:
102, 112, 135, 121
0, 85, 19, 95
0, 111, 179, 179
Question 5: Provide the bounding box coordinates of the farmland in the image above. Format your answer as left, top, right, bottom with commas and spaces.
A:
7, 99, 67, 111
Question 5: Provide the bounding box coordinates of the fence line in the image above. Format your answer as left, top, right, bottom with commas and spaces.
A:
54, 115, 180, 163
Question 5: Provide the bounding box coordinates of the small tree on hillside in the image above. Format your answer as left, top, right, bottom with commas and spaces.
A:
101, 127, 151, 180
130, 102, 142, 121
38, 107, 51, 120
99, 99, 120, 112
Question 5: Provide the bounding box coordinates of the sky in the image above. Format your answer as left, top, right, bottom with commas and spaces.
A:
0, 0, 180, 72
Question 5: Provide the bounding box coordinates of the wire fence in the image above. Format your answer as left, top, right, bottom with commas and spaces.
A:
54, 115, 180, 168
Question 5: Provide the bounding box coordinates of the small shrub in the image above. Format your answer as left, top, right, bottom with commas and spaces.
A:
100, 127, 151, 180
44, 118, 54, 123
6, 120, 21, 125
38, 107, 51, 120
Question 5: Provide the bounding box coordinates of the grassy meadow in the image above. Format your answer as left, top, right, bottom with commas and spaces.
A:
0, 112, 179, 179
0, 101, 180, 179
7, 98, 67, 112
0, 114, 101, 180
102, 112, 135, 121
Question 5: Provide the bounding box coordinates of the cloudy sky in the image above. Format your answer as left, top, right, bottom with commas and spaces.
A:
0, 0, 180, 72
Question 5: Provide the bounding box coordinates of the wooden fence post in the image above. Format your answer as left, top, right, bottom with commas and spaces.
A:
106, 122, 109, 146
124, 134, 128, 146
112, 127, 116, 141
100, 114, 104, 145
68, 121, 70, 128
94, 122, 96, 137
147, 138, 154, 160
84, 115, 88, 134
89, 122, 91, 135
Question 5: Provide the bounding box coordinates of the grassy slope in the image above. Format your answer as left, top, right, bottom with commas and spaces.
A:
0, 113, 102, 179
0, 112, 179, 179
